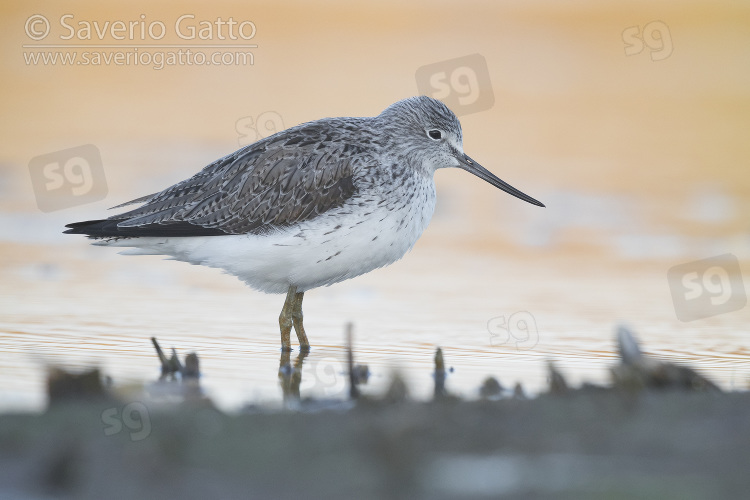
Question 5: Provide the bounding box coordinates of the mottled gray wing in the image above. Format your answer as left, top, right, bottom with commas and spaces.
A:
110, 124, 362, 235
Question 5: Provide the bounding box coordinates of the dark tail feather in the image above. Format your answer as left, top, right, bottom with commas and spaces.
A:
63, 219, 227, 238
64, 219, 122, 237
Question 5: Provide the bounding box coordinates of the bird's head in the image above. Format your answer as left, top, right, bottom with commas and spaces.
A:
380, 96, 544, 207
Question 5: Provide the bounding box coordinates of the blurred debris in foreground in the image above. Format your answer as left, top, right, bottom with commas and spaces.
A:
12, 324, 745, 499
611, 325, 722, 392
46, 367, 112, 406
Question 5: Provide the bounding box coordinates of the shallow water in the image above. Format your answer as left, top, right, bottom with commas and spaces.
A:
2, 217, 748, 412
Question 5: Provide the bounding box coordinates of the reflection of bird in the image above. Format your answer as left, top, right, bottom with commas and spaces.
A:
65, 96, 544, 351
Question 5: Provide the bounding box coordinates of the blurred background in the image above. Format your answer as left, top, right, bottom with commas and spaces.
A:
1, 0, 749, 411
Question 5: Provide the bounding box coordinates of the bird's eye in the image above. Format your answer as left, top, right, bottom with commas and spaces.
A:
427, 129, 443, 140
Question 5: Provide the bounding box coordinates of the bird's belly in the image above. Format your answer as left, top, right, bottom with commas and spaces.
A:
259, 196, 435, 292
287, 201, 433, 291
130, 192, 436, 294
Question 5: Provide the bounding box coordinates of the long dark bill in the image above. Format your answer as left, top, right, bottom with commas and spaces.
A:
457, 153, 545, 207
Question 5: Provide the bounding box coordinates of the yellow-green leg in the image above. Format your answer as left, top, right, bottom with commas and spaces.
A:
291, 289, 310, 351
279, 286, 296, 351
279, 285, 310, 351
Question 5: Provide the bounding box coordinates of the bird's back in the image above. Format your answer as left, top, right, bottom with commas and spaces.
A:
65, 117, 382, 240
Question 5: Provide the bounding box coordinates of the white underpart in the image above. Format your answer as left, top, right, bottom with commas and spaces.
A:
100, 176, 437, 294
